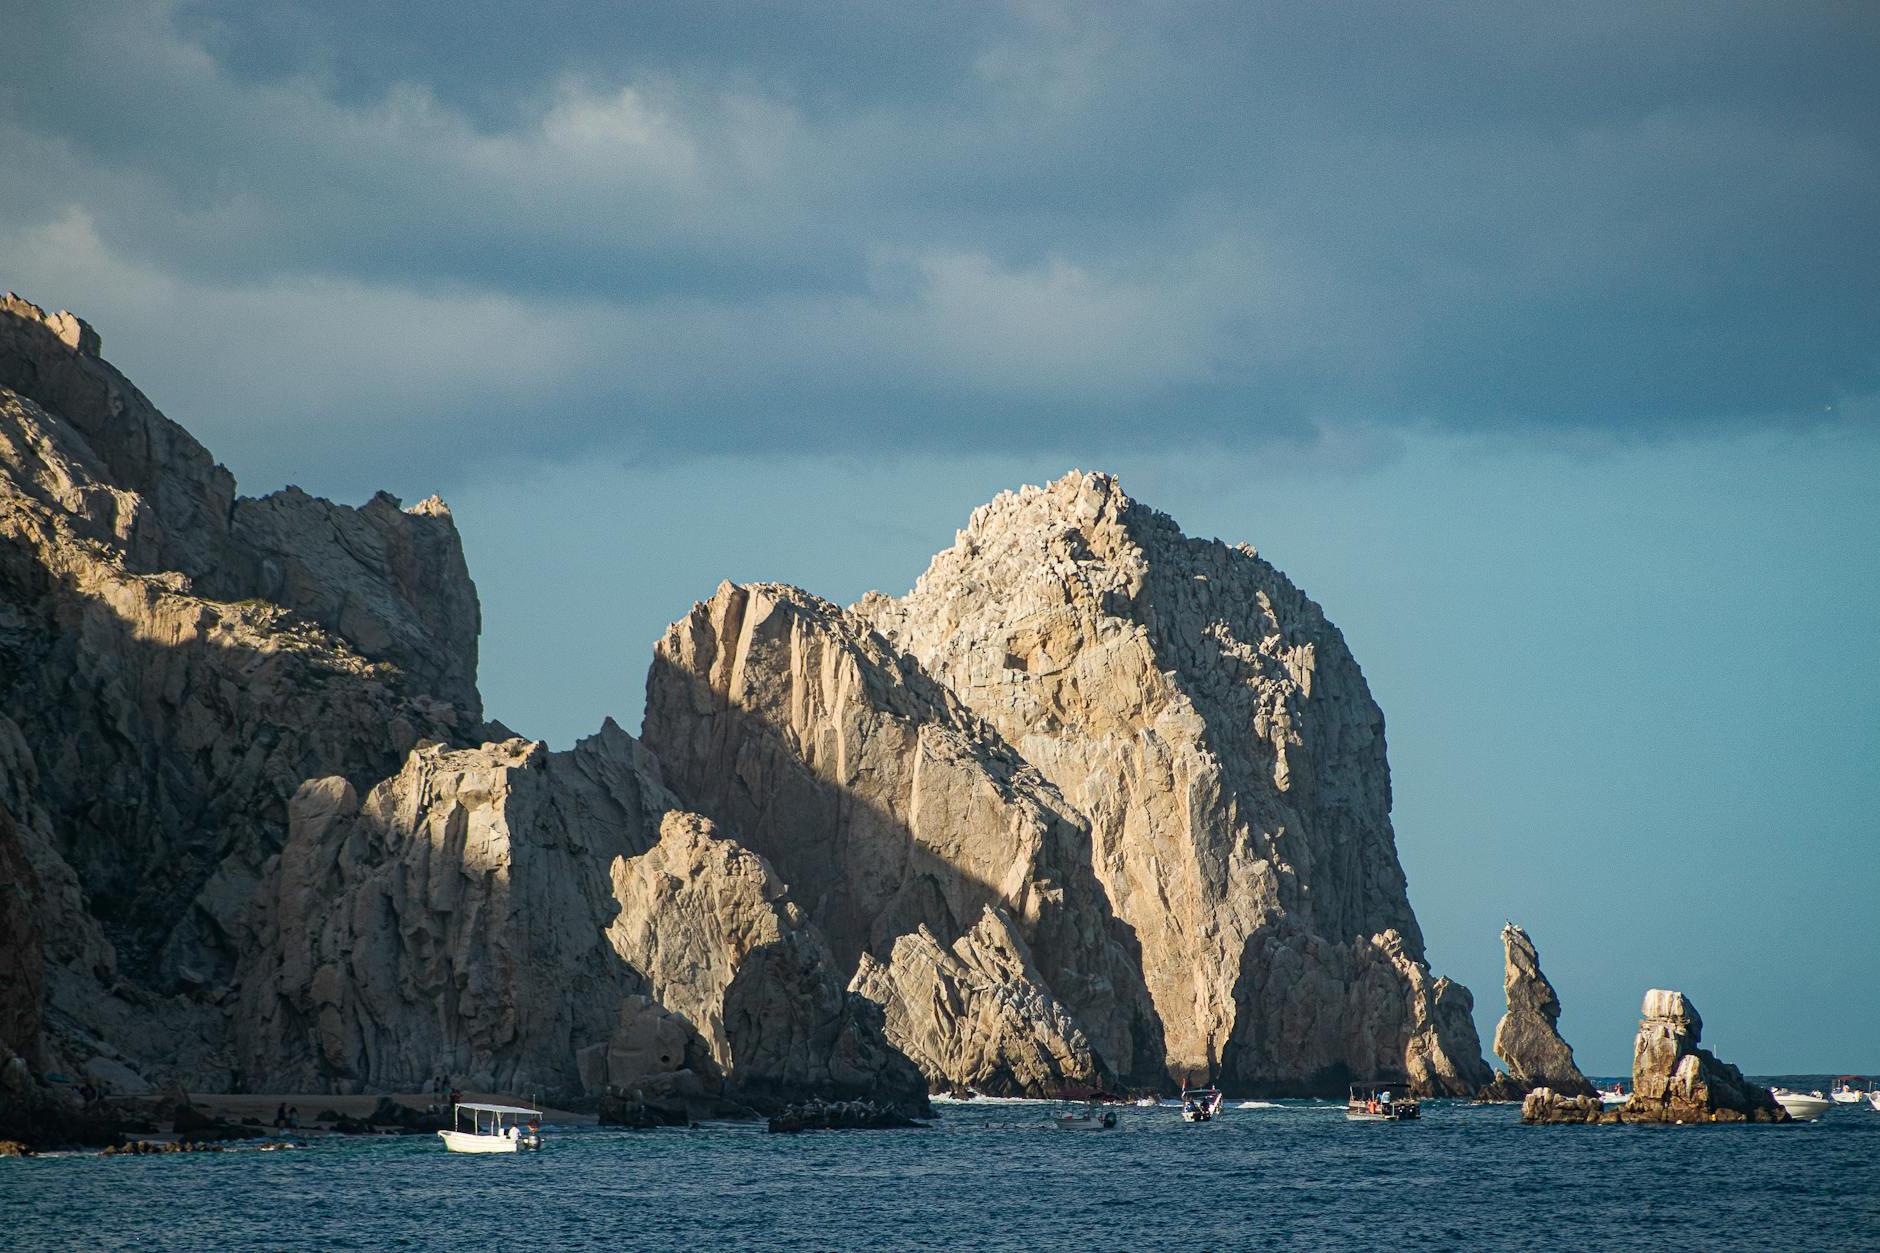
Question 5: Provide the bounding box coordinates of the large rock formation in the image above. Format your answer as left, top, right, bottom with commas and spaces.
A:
3, 293, 1489, 1119
1479, 924, 1593, 1100
642, 581, 1164, 1089
859, 472, 1488, 1094
1523, 989, 1786, 1124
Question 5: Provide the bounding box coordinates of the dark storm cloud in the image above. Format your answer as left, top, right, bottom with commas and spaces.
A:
0, 0, 1874, 483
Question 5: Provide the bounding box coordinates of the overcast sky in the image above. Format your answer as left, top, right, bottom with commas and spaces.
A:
3, 0, 1875, 1073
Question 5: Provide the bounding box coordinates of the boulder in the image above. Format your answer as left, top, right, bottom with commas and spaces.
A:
1479, 924, 1593, 1100
858, 471, 1489, 1095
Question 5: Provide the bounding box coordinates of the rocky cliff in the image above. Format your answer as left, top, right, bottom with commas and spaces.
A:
859, 472, 1487, 1094
2, 293, 1488, 1125
642, 581, 1165, 1091
1479, 924, 1592, 1100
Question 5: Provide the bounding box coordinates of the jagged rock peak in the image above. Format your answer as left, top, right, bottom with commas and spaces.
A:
2, 293, 99, 355
1480, 923, 1592, 1100
859, 469, 1485, 1094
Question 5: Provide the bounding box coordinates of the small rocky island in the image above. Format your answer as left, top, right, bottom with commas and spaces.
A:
1523, 990, 1787, 1124
1478, 924, 1593, 1101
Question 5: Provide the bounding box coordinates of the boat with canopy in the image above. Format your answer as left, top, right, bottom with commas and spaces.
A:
438, 1102, 544, 1153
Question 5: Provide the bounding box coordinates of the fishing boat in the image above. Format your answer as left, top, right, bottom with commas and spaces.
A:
1179, 1087, 1224, 1122
1597, 1082, 1628, 1107
1831, 1077, 1868, 1104
438, 1101, 544, 1153
1053, 1102, 1118, 1130
1346, 1083, 1419, 1122
1770, 1089, 1832, 1121
1868, 1090, 1880, 1112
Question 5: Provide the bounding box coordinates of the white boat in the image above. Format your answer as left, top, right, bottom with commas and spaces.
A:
438, 1101, 544, 1153
1053, 1103, 1117, 1130
1133, 1096, 1160, 1108
1831, 1077, 1868, 1104
1868, 1091, 1880, 1112
1597, 1083, 1628, 1107
1179, 1087, 1224, 1122
1771, 1089, 1833, 1121
1346, 1083, 1419, 1122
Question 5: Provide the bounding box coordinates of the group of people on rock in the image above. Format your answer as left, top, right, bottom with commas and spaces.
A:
272, 1103, 300, 1129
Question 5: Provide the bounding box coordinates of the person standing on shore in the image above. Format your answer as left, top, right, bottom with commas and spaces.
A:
274, 1102, 287, 1129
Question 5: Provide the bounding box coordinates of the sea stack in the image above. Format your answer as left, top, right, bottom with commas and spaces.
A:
1523, 989, 1787, 1124
1478, 924, 1593, 1100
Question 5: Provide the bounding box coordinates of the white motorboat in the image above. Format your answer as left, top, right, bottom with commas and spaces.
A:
1597, 1083, 1628, 1107
1053, 1103, 1118, 1130
1868, 1091, 1880, 1112
1179, 1087, 1224, 1122
1831, 1077, 1868, 1104
1771, 1089, 1833, 1121
1346, 1083, 1419, 1122
438, 1101, 544, 1153
1133, 1096, 1160, 1108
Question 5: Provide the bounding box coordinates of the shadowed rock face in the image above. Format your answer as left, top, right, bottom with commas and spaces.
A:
642, 580, 1166, 1089
0, 295, 483, 1024
1480, 924, 1592, 1099
235, 730, 664, 1096
859, 471, 1487, 1094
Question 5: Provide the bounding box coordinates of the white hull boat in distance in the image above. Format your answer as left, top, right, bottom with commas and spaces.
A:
1179, 1087, 1224, 1123
1771, 1090, 1832, 1121
1346, 1083, 1419, 1122
438, 1101, 544, 1152
1831, 1078, 1868, 1105
1597, 1084, 1627, 1108
1868, 1091, 1880, 1112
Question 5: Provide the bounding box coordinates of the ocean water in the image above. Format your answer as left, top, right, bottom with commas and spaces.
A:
5, 1091, 1878, 1251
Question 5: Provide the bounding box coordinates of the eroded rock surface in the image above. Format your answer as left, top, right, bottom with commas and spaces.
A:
607, 810, 928, 1112
859, 471, 1487, 1094
1480, 924, 1592, 1100
643, 581, 1163, 1088
1523, 990, 1785, 1124
851, 906, 1101, 1097
235, 728, 668, 1096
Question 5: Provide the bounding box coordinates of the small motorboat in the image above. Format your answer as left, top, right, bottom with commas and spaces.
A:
1133, 1095, 1160, 1108
1179, 1087, 1224, 1122
1053, 1102, 1118, 1130
1867, 1090, 1880, 1112
1346, 1083, 1419, 1122
438, 1101, 544, 1153
1831, 1077, 1868, 1104
1771, 1089, 1833, 1121
1597, 1083, 1628, 1107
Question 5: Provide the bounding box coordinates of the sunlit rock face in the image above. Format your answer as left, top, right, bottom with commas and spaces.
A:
641, 580, 1166, 1090
859, 472, 1488, 1095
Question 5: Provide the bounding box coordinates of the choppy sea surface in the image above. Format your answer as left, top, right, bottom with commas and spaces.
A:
5, 1081, 1878, 1251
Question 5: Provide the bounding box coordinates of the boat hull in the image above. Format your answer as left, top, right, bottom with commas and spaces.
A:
1773, 1094, 1833, 1121
438, 1129, 539, 1153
